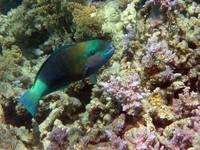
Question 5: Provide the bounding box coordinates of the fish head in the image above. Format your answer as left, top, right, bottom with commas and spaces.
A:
85, 39, 115, 75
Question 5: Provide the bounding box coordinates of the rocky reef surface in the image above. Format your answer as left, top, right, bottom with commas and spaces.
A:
0, 0, 200, 149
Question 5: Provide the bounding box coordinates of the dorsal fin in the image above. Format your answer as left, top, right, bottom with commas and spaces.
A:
54, 44, 73, 51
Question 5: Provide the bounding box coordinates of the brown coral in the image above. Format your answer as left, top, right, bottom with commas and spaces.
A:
69, 3, 103, 40
146, 90, 175, 125
0, 46, 22, 81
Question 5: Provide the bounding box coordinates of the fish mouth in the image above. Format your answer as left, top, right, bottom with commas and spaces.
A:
106, 42, 115, 55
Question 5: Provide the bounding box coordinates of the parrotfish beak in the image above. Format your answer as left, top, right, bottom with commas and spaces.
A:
107, 42, 115, 54
85, 40, 115, 76
103, 41, 115, 60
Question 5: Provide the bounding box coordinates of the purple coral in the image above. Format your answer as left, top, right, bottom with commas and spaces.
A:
154, 65, 176, 82
124, 128, 164, 150
47, 127, 68, 150
171, 126, 195, 149
144, 0, 177, 10
106, 130, 128, 150
142, 35, 176, 68
172, 87, 200, 119
169, 117, 200, 149
100, 73, 143, 116
123, 24, 136, 49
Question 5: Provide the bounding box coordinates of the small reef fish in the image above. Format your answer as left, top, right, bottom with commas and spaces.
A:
0, 0, 23, 14
19, 39, 115, 117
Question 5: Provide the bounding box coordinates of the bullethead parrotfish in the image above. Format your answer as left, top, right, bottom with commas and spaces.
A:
19, 39, 115, 117
0, 0, 23, 14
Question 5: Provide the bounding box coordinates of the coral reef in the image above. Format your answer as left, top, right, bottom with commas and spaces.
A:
0, 124, 32, 149
69, 2, 103, 40
124, 127, 163, 150
0, 0, 200, 149
172, 87, 200, 119
47, 127, 68, 150
103, 130, 128, 150
99, 73, 143, 116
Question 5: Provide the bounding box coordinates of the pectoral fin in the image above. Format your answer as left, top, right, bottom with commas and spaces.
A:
80, 65, 88, 88
80, 79, 85, 88
89, 73, 97, 84
81, 65, 97, 86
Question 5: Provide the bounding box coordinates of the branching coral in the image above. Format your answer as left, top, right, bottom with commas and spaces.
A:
168, 117, 200, 149
142, 34, 176, 69
172, 87, 200, 119
100, 73, 143, 116
104, 130, 128, 150
47, 127, 68, 150
124, 127, 164, 150
85, 96, 117, 124
144, 0, 177, 10
39, 92, 82, 133
100, 0, 139, 58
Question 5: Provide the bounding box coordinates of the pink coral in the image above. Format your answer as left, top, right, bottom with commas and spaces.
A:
142, 35, 176, 68
106, 130, 128, 150
154, 65, 177, 82
169, 117, 200, 149
124, 128, 164, 150
144, 0, 177, 10
123, 24, 136, 49
47, 127, 68, 150
100, 73, 143, 116
172, 87, 200, 119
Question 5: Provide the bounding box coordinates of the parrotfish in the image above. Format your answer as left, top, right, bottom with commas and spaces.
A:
19, 39, 115, 117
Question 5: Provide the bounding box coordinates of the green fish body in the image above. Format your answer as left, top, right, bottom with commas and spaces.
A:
19, 39, 115, 117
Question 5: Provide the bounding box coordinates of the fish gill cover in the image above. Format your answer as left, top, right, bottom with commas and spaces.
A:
0, 0, 200, 149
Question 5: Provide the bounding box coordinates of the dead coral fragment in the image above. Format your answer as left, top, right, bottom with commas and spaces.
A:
0, 124, 32, 150
39, 92, 81, 134
0, 104, 5, 123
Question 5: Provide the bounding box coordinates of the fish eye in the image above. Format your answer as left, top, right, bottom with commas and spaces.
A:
90, 50, 96, 56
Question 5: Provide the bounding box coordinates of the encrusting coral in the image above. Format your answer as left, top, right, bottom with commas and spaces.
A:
0, 0, 200, 149
145, 89, 175, 123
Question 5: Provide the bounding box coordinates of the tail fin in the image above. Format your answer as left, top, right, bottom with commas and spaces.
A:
18, 90, 40, 117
